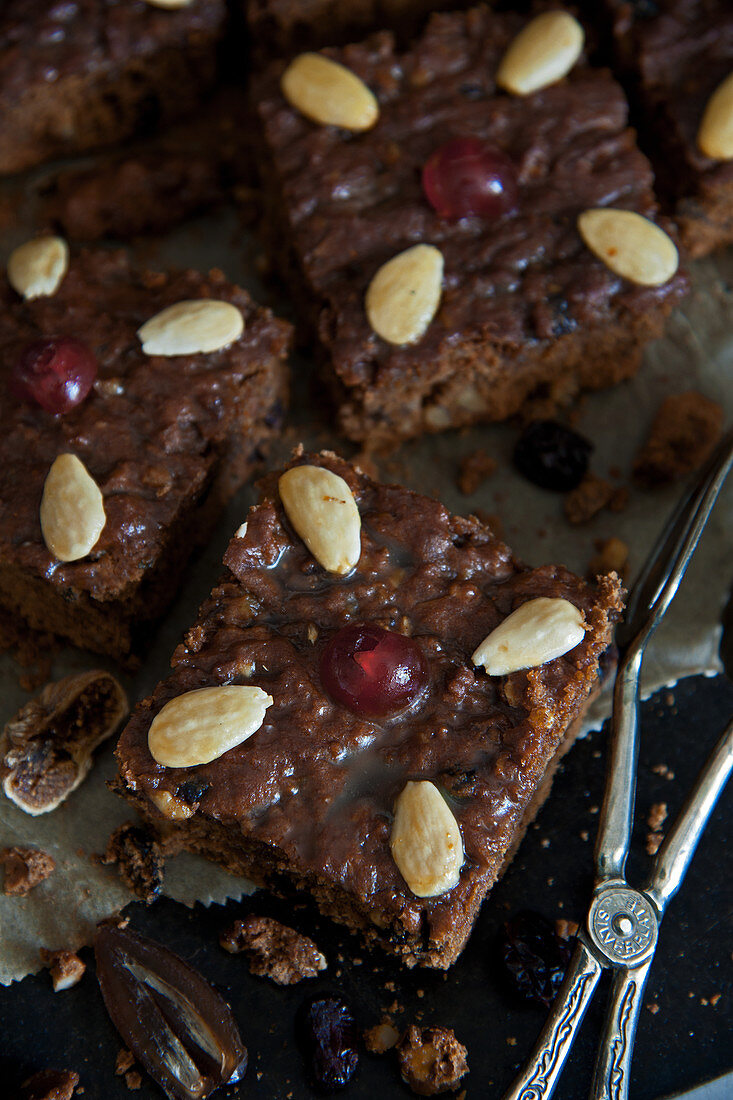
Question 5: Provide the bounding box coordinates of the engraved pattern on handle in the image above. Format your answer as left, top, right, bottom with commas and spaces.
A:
501, 941, 602, 1100
590, 959, 653, 1100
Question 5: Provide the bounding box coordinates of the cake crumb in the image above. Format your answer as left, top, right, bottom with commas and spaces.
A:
646, 833, 663, 856
710, 993, 722, 1007
219, 915, 326, 985
397, 1026, 469, 1096
115, 1050, 135, 1076
20, 1070, 80, 1100
633, 392, 723, 487
0, 845, 55, 896
364, 1020, 401, 1054
564, 473, 615, 524
579, 830, 589, 842
457, 449, 497, 495
587, 537, 629, 579
652, 763, 675, 781
647, 803, 668, 832
555, 920, 579, 941
540, 838, 550, 849
102, 823, 164, 904
506, 1036, 517, 1046
647, 1003, 660, 1015
40, 949, 86, 992
125, 1071, 142, 1091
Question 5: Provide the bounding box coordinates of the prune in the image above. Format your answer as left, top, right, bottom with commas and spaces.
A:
513, 420, 592, 491
297, 993, 359, 1091
176, 778, 210, 805
497, 910, 575, 1008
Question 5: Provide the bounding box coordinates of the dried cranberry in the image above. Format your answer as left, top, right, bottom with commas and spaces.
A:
513, 420, 592, 491
497, 910, 575, 1008
320, 624, 428, 718
422, 137, 518, 220
9, 336, 97, 414
297, 993, 359, 1091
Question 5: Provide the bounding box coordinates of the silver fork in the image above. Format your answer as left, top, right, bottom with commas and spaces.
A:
501, 427, 733, 1100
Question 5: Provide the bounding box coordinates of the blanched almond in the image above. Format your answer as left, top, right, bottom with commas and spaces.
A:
391, 781, 463, 898
40, 454, 106, 562
138, 300, 244, 356
698, 72, 733, 160
497, 11, 584, 96
365, 244, 443, 346
281, 53, 379, 131
472, 597, 585, 675
144, 0, 193, 8
148, 685, 273, 768
279, 464, 361, 574
7, 236, 69, 300
577, 208, 679, 287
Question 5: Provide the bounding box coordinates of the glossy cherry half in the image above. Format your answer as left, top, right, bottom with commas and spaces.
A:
320, 623, 429, 718
9, 336, 97, 414
422, 137, 519, 220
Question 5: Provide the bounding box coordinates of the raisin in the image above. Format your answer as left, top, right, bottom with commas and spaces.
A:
513, 420, 592, 492
497, 910, 575, 1008
297, 993, 359, 1091
176, 778, 210, 805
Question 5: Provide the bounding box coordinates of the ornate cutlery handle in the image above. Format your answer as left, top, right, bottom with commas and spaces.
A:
589, 959, 652, 1100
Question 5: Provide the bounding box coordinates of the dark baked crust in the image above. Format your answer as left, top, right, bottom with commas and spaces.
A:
116, 451, 623, 968
254, 6, 687, 445
602, 0, 733, 258
0, 249, 291, 660
0, 0, 226, 175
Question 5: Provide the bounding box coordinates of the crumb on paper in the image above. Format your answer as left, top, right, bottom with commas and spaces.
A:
40, 949, 86, 991
364, 1020, 401, 1054
219, 915, 326, 985
103, 822, 164, 903
633, 391, 723, 487
587, 537, 629, 579
564, 473, 615, 525
471, 509, 505, 540
397, 1026, 469, 1096
0, 845, 55, 896
20, 1069, 80, 1100
457, 449, 497, 495
115, 1050, 135, 1076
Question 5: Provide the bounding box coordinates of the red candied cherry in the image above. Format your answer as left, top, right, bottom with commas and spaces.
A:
320, 623, 429, 718
422, 137, 519, 220
9, 336, 97, 414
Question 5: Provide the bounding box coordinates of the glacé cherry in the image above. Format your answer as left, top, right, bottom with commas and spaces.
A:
422, 137, 519, 220
320, 623, 428, 718
9, 336, 97, 414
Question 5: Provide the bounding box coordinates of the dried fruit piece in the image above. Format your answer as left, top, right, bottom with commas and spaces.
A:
396, 1025, 469, 1096
220, 915, 327, 985
497, 11, 584, 96
472, 597, 585, 675
365, 244, 443, 346
514, 420, 592, 492
138, 300, 244, 356
147, 685, 273, 768
297, 993, 359, 1090
422, 138, 518, 221
498, 909, 574, 1007
40, 453, 106, 562
698, 72, 733, 160
577, 208, 679, 286
10, 337, 97, 415
390, 780, 464, 898
7, 236, 69, 300
0, 845, 55, 895
95, 923, 247, 1100
320, 623, 429, 717
281, 53, 379, 131
279, 464, 361, 574
0, 670, 127, 814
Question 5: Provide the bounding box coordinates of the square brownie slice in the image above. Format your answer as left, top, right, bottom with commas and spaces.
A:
115, 451, 623, 968
0, 0, 227, 176
0, 246, 291, 660
599, 0, 733, 258
253, 6, 687, 446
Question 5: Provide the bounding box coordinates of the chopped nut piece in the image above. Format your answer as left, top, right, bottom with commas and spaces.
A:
41, 949, 86, 991
397, 1026, 469, 1096
21, 1069, 80, 1100
587, 538, 629, 579
633, 392, 723, 487
0, 845, 55, 895
364, 1020, 401, 1054
103, 823, 164, 903
457, 450, 497, 495
220, 915, 326, 985
564, 474, 614, 525
0, 670, 128, 815
115, 1050, 135, 1076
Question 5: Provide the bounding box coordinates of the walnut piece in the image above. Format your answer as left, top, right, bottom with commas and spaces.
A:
40, 948, 86, 991
0, 670, 127, 815
0, 845, 55, 896
103, 823, 164, 903
397, 1026, 469, 1096
21, 1069, 79, 1100
219, 915, 327, 985
633, 391, 723, 487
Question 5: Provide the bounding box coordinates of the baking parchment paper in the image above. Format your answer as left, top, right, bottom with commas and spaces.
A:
1, 203, 732, 984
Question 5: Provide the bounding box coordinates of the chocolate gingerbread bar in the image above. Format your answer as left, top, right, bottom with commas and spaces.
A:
0, 0, 227, 175
253, 7, 687, 446
0, 246, 291, 660
116, 451, 623, 968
